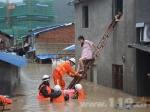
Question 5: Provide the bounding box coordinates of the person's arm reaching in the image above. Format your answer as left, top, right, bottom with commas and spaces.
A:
65, 64, 81, 77
40, 87, 61, 98
86, 40, 98, 51
40, 87, 52, 98
92, 44, 98, 50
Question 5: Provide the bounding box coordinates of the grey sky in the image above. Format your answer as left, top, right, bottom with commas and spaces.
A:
0, 0, 23, 3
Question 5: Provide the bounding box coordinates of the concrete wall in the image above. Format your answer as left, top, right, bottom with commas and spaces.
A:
0, 60, 20, 95
75, 0, 114, 87
75, 0, 139, 95
136, 0, 150, 23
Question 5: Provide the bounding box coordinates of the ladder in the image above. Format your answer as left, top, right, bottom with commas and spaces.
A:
67, 13, 122, 89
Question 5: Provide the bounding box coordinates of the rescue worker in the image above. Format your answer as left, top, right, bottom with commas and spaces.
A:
38, 75, 61, 100
53, 58, 82, 90
72, 84, 85, 100
51, 85, 69, 102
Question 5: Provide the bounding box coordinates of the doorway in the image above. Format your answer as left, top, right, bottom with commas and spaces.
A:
113, 64, 123, 90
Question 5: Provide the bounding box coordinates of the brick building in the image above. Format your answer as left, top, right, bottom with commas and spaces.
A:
0, 31, 14, 50
37, 23, 74, 43
22, 23, 75, 61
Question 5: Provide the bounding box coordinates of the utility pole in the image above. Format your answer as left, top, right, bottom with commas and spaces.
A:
6, 0, 15, 29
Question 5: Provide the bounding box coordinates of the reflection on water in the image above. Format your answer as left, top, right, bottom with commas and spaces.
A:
7, 62, 150, 112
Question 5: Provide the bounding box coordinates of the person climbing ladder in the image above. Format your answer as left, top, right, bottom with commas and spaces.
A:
76, 36, 98, 73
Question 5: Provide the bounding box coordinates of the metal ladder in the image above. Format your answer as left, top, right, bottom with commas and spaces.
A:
67, 13, 122, 89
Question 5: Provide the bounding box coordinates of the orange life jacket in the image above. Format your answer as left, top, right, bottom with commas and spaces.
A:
77, 89, 85, 100
38, 84, 52, 101
55, 62, 79, 77
53, 91, 65, 102
0, 96, 13, 104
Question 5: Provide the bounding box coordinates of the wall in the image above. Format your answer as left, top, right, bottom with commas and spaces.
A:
75, 0, 138, 95
0, 33, 13, 48
0, 60, 20, 95
0, 33, 6, 48
136, 0, 150, 23
75, 0, 114, 87
38, 25, 75, 43
35, 43, 74, 55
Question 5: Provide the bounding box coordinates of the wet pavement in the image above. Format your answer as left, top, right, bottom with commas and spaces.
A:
6, 61, 150, 112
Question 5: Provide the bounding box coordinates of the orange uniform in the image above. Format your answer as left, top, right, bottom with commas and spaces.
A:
72, 89, 85, 100
53, 62, 80, 90
77, 89, 85, 99
53, 91, 65, 102
0, 96, 12, 104
38, 84, 52, 100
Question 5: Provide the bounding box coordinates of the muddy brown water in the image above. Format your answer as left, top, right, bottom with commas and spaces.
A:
5, 62, 150, 112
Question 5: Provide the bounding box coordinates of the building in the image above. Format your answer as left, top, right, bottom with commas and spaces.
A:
22, 23, 75, 62
0, 52, 27, 95
0, 0, 75, 40
0, 0, 54, 40
73, 0, 150, 96
0, 31, 14, 50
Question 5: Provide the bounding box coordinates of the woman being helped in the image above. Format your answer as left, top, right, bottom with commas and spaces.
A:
77, 36, 98, 72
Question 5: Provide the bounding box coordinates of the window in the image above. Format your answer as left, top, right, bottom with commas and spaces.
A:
115, 0, 123, 14
82, 5, 89, 28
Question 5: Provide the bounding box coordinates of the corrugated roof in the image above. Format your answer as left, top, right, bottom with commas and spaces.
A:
128, 44, 150, 53
67, 0, 82, 5
30, 23, 74, 36
37, 54, 58, 59
0, 52, 27, 67
64, 44, 75, 51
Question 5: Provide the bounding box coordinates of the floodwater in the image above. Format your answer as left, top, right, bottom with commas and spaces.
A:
5, 61, 150, 112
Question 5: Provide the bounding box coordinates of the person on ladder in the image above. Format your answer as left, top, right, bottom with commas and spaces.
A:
76, 36, 98, 73
53, 58, 82, 90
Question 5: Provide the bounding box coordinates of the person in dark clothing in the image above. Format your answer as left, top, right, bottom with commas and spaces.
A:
38, 75, 61, 100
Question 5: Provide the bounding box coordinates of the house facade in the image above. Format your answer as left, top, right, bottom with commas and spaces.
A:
0, 52, 27, 95
74, 0, 150, 96
0, 31, 14, 50
23, 23, 75, 61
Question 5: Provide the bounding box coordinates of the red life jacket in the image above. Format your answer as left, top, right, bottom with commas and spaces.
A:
77, 89, 85, 100
38, 84, 52, 100
53, 91, 65, 102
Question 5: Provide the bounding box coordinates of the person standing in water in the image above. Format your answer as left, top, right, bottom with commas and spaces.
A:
77, 36, 98, 72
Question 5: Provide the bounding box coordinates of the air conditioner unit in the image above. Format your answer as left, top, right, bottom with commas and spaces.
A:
140, 23, 150, 42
